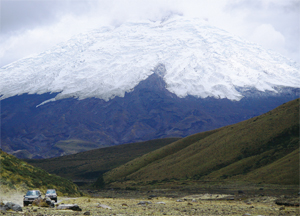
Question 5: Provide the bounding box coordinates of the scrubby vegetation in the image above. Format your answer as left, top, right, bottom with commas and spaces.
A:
0, 150, 81, 196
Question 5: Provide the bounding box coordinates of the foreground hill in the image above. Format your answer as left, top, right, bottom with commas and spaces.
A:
26, 138, 179, 184
0, 149, 80, 196
104, 98, 299, 186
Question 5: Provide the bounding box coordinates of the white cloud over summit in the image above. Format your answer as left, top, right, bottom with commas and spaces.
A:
0, 0, 299, 67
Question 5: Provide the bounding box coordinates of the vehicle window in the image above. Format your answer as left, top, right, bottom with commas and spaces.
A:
26, 191, 37, 196
46, 190, 56, 194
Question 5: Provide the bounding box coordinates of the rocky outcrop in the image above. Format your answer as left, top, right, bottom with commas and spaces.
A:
56, 204, 82, 211
0, 202, 22, 212
32, 197, 55, 208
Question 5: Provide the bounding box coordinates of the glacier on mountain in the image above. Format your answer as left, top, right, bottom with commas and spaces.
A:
0, 16, 299, 103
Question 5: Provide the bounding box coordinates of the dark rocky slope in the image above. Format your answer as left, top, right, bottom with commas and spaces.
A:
1, 73, 298, 158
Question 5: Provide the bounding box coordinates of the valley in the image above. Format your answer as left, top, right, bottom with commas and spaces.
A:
25, 138, 179, 184
1, 98, 299, 215
24, 98, 299, 189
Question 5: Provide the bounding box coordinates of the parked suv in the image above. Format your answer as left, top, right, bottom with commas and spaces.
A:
45, 189, 57, 202
23, 190, 42, 206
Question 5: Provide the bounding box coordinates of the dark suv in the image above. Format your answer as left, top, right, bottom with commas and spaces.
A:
23, 190, 42, 206
45, 189, 57, 202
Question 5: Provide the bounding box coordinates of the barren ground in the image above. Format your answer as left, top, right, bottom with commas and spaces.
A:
1, 185, 299, 216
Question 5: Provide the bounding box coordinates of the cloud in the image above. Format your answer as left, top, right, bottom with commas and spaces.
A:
249, 24, 286, 54
224, 0, 300, 62
0, 14, 99, 66
0, 0, 299, 67
1, 0, 62, 34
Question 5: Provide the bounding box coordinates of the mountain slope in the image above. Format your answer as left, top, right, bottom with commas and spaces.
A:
0, 149, 80, 196
1, 74, 298, 159
1, 16, 299, 159
237, 148, 299, 184
104, 98, 299, 185
1, 16, 299, 102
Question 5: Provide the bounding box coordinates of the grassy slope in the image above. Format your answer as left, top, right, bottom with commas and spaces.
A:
0, 150, 80, 196
104, 98, 299, 185
26, 138, 180, 181
239, 148, 299, 184
104, 129, 221, 183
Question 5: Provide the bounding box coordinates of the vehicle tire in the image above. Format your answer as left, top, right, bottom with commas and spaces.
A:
23, 201, 28, 207
55, 198, 57, 203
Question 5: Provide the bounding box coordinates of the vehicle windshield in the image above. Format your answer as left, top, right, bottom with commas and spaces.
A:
46, 190, 56, 194
26, 191, 38, 196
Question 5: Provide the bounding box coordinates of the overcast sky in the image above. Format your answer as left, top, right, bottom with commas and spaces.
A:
0, 0, 299, 67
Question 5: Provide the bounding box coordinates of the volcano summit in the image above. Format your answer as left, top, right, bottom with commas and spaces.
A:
1, 16, 299, 158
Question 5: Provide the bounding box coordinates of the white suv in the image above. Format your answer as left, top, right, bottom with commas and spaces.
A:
23, 190, 42, 206
45, 189, 57, 202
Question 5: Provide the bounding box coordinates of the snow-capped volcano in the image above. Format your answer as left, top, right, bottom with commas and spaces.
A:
1, 16, 299, 102
1, 16, 299, 159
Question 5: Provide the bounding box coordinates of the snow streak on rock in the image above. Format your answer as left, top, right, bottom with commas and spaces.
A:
0, 16, 299, 103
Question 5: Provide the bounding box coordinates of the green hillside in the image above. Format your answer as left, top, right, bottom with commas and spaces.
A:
0, 149, 81, 196
104, 98, 299, 186
26, 138, 179, 182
